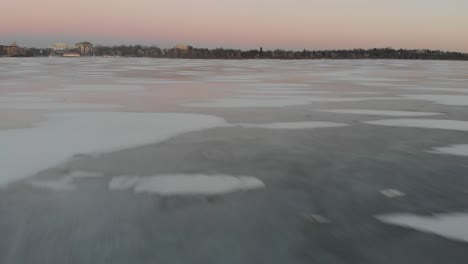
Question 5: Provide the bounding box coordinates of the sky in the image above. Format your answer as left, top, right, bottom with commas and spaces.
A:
1, 0, 467, 52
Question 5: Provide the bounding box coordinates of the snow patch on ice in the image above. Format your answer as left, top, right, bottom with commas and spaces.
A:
28, 171, 103, 191
377, 212, 468, 243
430, 144, 468, 157
380, 189, 406, 198
109, 174, 265, 196
0, 112, 226, 186
364, 119, 468, 132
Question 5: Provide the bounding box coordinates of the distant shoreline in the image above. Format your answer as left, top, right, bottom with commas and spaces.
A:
1, 45, 467, 61
2, 57, 468, 62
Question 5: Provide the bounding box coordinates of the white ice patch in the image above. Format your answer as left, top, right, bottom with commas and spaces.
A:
377, 212, 468, 243
109, 174, 265, 196
402, 94, 468, 106
364, 119, 468, 132
430, 144, 468, 157
28, 171, 103, 191
67, 171, 103, 178
380, 189, 406, 198
319, 109, 442, 116
109, 176, 141, 190
0, 112, 226, 186
29, 178, 75, 191
238, 122, 347, 130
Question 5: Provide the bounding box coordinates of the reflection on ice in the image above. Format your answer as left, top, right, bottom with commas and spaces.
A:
377, 212, 468, 243
109, 174, 265, 196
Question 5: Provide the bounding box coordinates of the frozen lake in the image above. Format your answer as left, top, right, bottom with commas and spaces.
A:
1, 58, 468, 264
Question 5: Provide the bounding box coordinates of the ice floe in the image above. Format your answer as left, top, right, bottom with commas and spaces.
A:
0, 112, 225, 186
109, 174, 265, 196
377, 212, 468, 243
319, 109, 442, 116
364, 119, 468, 132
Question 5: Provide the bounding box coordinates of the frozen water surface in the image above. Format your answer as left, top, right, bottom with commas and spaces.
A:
1, 58, 468, 263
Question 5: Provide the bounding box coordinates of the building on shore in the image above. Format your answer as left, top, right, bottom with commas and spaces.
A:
173, 44, 193, 57
1, 42, 26, 57
76, 42, 93, 56
174, 44, 190, 51
52, 43, 69, 51
63, 52, 81, 57
51, 43, 69, 56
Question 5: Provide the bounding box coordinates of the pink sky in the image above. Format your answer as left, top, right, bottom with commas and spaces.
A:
1, 0, 467, 51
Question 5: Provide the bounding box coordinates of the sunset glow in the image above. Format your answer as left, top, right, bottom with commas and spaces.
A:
1, 0, 467, 51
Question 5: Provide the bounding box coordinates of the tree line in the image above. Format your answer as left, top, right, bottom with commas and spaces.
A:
11, 46, 468, 60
